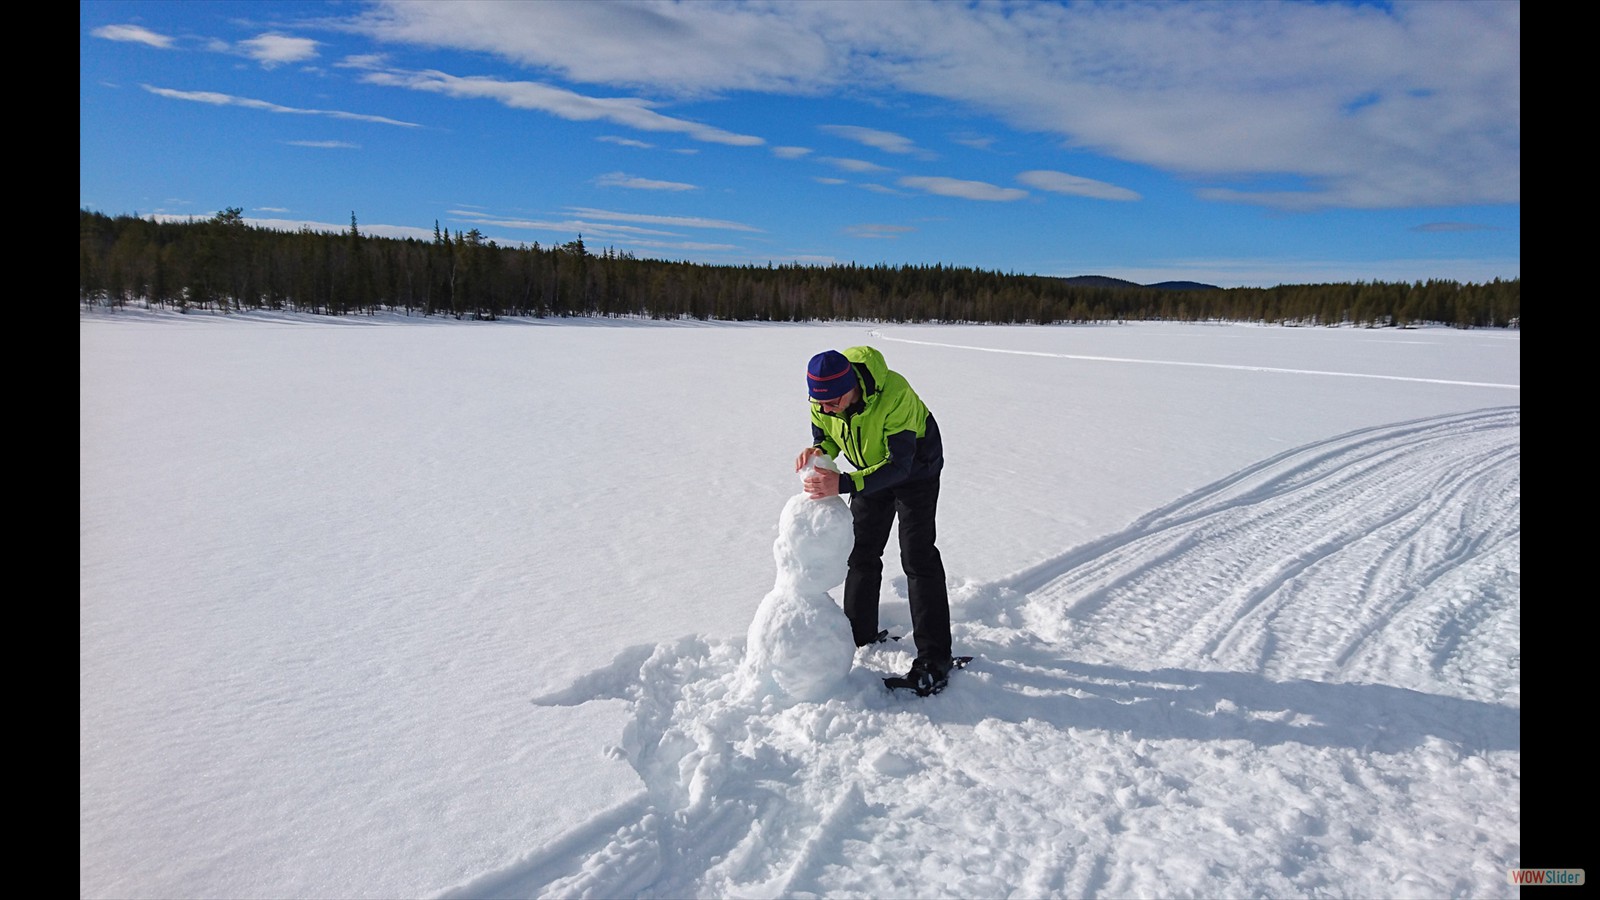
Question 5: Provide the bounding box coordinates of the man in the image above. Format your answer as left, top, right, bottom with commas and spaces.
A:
795, 347, 954, 695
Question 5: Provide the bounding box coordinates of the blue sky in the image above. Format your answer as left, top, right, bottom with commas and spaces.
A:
79, 0, 1520, 289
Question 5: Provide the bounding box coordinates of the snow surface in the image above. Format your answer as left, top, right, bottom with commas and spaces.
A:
80, 311, 1521, 899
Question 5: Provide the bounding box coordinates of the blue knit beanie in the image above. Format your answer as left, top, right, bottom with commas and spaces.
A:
807, 350, 858, 400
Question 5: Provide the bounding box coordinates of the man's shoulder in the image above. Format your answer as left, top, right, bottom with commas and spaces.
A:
877, 367, 917, 396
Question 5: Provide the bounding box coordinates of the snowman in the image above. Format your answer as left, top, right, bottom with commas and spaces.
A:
740, 454, 857, 701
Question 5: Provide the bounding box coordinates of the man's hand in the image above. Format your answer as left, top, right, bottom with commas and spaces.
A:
802, 467, 841, 499
795, 446, 823, 472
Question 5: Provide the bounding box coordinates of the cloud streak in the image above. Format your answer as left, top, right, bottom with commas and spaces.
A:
140, 85, 421, 127
898, 176, 1028, 202
92, 24, 175, 49
595, 172, 697, 191
818, 157, 891, 173
564, 207, 765, 233
846, 224, 916, 239
356, 66, 764, 146
1017, 170, 1140, 202
821, 125, 933, 159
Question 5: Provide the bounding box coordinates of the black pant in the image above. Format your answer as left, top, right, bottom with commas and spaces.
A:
843, 474, 952, 664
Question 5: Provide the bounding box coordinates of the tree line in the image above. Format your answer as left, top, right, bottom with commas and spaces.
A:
79, 208, 1520, 328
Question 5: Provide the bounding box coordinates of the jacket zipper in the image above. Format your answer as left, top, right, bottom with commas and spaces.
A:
841, 402, 867, 468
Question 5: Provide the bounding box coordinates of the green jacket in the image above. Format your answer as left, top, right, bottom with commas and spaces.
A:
809, 346, 944, 495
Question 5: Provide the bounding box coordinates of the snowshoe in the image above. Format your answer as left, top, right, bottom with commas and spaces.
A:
883, 656, 973, 696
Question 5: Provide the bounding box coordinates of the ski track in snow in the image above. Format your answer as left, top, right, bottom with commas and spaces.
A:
448, 406, 1519, 900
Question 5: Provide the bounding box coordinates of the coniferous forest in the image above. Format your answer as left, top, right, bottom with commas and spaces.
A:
79, 208, 1520, 328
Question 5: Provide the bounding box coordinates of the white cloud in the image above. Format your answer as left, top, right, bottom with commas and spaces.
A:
563, 207, 765, 233
446, 210, 684, 239
897, 176, 1027, 202
949, 132, 997, 150
820, 125, 932, 158
595, 172, 698, 192
1412, 222, 1503, 234
339, 54, 390, 70
140, 85, 421, 127
818, 157, 891, 173
1017, 170, 1140, 202
92, 24, 175, 49
238, 33, 320, 68
598, 136, 655, 148
351, 0, 840, 97
358, 67, 764, 147
772, 146, 813, 159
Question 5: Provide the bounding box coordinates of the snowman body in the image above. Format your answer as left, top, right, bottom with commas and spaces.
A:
741, 456, 856, 701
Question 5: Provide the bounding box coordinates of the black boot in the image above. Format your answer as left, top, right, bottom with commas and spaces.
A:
903, 656, 952, 696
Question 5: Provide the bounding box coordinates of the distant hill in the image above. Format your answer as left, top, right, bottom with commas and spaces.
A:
1146, 280, 1221, 291
1057, 275, 1222, 291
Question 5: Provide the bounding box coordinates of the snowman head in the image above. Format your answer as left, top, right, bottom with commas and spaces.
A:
773, 492, 853, 595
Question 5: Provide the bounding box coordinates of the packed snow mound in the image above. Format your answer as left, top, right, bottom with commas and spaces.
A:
771, 491, 854, 594
740, 457, 856, 701
741, 583, 854, 701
